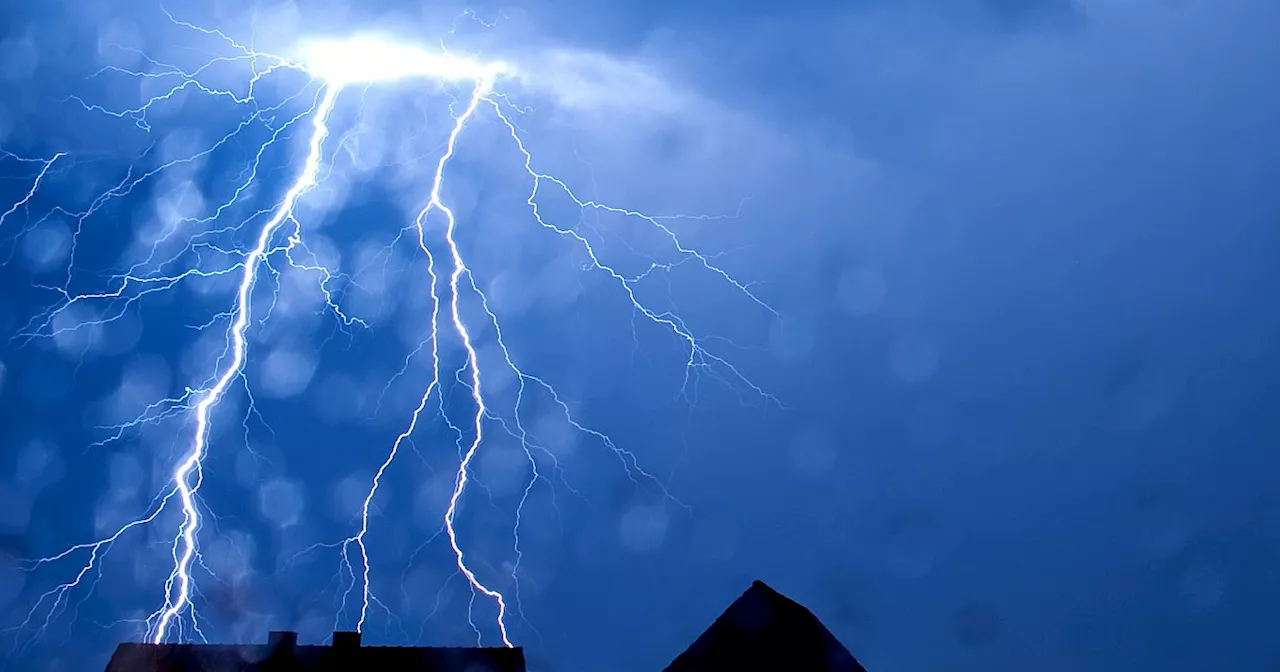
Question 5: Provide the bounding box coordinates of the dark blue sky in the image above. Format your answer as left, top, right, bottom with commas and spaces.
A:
2, 0, 1280, 671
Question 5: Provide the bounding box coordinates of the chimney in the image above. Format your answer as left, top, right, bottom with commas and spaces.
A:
332, 631, 362, 649
267, 631, 297, 651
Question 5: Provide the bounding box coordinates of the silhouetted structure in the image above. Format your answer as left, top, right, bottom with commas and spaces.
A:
662, 580, 867, 672
104, 630, 525, 672
104, 581, 863, 672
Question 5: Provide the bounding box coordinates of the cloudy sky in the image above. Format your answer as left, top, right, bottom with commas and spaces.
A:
1, 0, 1279, 670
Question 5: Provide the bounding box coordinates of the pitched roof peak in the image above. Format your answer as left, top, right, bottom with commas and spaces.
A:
663, 580, 867, 672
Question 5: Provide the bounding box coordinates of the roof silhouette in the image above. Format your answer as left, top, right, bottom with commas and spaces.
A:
662, 580, 867, 672
102, 581, 863, 672
103, 631, 525, 672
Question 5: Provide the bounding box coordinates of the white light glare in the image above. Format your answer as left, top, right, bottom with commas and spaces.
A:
296, 34, 510, 85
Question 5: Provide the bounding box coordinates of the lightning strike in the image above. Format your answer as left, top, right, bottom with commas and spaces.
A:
0, 151, 65, 231
149, 84, 342, 643
4, 9, 774, 663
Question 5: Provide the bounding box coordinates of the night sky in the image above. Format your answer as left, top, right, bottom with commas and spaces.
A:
2, 1, 1280, 671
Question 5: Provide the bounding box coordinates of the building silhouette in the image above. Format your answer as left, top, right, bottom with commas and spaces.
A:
662, 580, 866, 672
105, 580, 864, 671
104, 631, 524, 672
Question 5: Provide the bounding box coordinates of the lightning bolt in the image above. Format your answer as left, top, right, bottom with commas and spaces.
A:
150, 83, 342, 643
3, 8, 774, 660
0, 151, 65, 231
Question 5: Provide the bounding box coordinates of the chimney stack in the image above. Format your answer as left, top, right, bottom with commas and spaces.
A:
267, 631, 297, 652
332, 631, 362, 649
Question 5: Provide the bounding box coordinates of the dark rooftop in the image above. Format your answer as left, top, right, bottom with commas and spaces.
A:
104, 580, 864, 672
662, 580, 867, 672
103, 630, 525, 672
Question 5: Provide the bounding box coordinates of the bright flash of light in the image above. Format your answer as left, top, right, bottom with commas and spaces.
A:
3, 14, 774, 661
295, 35, 511, 85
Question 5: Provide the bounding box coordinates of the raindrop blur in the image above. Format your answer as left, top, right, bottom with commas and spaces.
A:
478, 444, 530, 498
15, 440, 62, 488
204, 530, 257, 579
889, 334, 941, 384
334, 472, 374, 522
0, 37, 39, 80
533, 412, 582, 461
690, 518, 740, 565
1132, 490, 1196, 559
51, 305, 104, 357
789, 425, 840, 478
259, 348, 319, 399
881, 513, 941, 580
836, 267, 886, 317
619, 504, 669, 554
412, 473, 454, 531
22, 219, 72, 274
0, 551, 24, 611
1106, 358, 1183, 429
768, 317, 816, 363
235, 450, 262, 487
1178, 562, 1228, 612
0, 482, 31, 534
108, 453, 144, 499
313, 372, 367, 424
906, 401, 953, 448
258, 479, 306, 528
950, 600, 1003, 649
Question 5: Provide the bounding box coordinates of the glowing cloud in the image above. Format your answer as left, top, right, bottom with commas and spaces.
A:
295, 34, 511, 85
